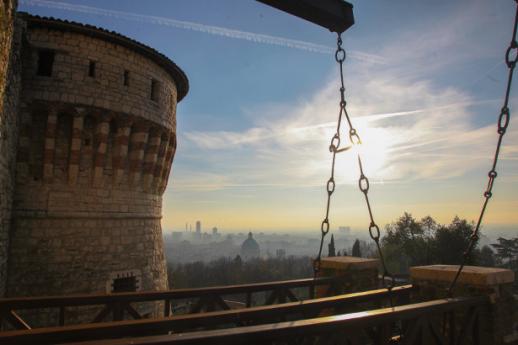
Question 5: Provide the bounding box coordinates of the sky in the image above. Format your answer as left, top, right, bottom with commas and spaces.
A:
18, 0, 518, 237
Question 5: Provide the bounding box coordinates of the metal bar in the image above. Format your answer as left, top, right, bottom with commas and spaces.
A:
256, 0, 354, 33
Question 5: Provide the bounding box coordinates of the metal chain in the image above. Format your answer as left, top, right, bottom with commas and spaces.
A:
313, 34, 352, 278
448, 0, 518, 296
313, 35, 394, 299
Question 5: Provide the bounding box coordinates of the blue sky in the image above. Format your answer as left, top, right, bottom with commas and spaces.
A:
19, 0, 518, 236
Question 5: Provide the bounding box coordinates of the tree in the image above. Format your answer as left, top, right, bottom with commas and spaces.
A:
382, 213, 433, 269
352, 239, 361, 257
432, 216, 476, 265
328, 234, 336, 257
491, 237, 518, 269
476, 245, 497, 267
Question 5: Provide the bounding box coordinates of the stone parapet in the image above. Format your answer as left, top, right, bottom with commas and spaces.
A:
410, 265, 516, 345
316, 256, 379, 297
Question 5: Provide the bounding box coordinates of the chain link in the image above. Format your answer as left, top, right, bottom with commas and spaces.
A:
448, 0, 518, 296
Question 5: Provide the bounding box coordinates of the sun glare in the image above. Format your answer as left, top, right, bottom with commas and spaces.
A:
335, 122, 392, 183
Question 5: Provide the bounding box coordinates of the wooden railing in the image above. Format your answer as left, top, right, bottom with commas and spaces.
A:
0, 276, 351, 331
60, 295, 489, 345
0, 285, 414, 345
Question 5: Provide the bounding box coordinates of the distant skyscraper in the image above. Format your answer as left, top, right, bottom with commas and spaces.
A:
196, 221, 201, 233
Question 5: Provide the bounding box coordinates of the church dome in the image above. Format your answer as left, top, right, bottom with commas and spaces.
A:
240, 232, 260, 259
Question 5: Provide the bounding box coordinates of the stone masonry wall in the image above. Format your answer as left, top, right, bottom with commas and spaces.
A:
6, 15, 184, 299
8, 217, 167, 296
22, 24, 178, 131
0, 0, 21, 297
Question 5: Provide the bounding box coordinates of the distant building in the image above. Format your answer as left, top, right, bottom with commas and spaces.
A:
196, 221, 201, 233
171, 232, 183, 241
212, 227, 218, 235
339, 226, 351, 235
240, 232, 260, 260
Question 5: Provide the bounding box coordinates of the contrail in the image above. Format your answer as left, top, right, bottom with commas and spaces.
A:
19, 0, 386, 64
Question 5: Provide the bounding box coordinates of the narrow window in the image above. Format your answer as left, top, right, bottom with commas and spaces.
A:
112, 276, 137, 293
37, 49, 55, 76
88, 60, 96, 78
123, 70, 129, 86
150, 79, 159, 101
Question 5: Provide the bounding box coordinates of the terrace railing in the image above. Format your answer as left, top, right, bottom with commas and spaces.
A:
0, 285, 414, 345
0, 276, 354, 331
64, 295, 490, 345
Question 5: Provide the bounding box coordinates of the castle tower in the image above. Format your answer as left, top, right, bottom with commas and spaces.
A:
5, 13, 188, 297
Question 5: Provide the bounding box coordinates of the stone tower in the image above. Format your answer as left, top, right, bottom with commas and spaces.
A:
3, 12, 188, 298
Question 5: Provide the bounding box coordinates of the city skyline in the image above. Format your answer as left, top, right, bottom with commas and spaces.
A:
19, 0, 518, 235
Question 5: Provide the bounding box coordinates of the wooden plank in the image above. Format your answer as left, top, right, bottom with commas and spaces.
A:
0, 277, 341, 310
92, 305, 113, 323
123, 303, 142, 320
59, 306, 65, 326
5, 311, 31, 330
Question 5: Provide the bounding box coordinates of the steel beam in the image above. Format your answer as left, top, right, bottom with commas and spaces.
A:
256, 0, 354, 33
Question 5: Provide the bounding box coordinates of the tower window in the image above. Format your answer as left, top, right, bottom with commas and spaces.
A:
123, 70, 130, 86
112, 276, 137, 293
88, 60, 96, 77
150, 79, 159, 102
37, 49, 55, 76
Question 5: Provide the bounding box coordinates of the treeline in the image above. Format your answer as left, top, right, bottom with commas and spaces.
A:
167, 255, 313, 289
166, 212, 517, 290
380, 212, 512, 275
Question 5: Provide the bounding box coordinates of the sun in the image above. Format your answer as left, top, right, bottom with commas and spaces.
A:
335, 122, 392, 183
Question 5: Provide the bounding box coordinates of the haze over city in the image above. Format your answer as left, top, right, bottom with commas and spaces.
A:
19, 0, 518, 238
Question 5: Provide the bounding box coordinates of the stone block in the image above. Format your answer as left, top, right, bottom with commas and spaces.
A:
316, 256, 379, 297
410, 265, 516, 345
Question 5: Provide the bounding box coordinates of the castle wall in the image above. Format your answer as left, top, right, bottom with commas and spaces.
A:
5, 16, 185, 298
0, 0, 21, 297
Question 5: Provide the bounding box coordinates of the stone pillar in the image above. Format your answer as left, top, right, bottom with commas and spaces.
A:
315, 256, 379, 297
152, 133, 170, 193
68, 109, 84, 185
128, 122, 149, 186
112, 119, 132, 185
42, 107, 58, 182
92, 115, 110, 186
142, 128, 162, 192
410, 265, 516, 345
158, 132, 176, 194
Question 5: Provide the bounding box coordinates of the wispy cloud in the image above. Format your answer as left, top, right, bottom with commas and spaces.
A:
181, 75, 516, 189
20, 0, 386, 64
